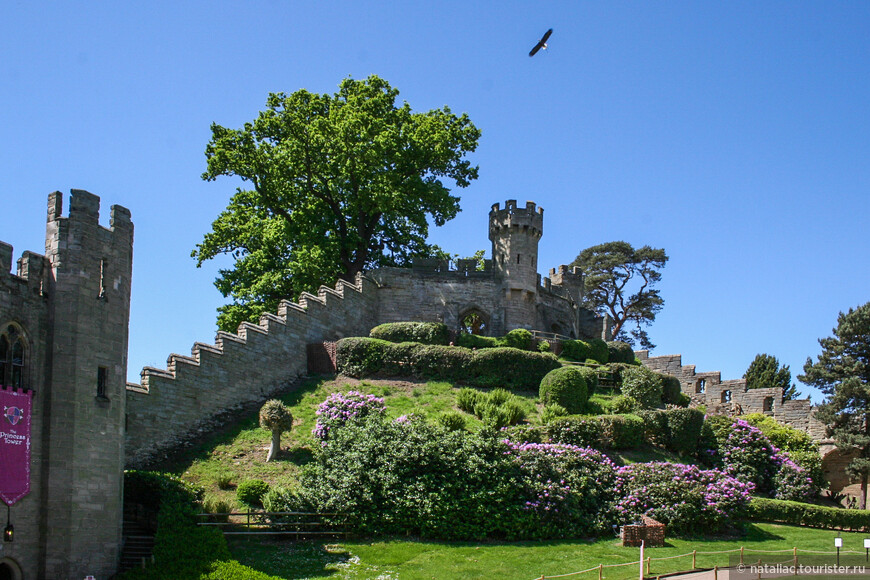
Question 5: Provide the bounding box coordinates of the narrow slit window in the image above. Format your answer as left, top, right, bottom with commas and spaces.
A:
97, 366, 108, 400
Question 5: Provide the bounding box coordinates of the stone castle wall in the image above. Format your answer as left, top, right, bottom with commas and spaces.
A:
125, 275, 380, 467
636, 350, 828, 441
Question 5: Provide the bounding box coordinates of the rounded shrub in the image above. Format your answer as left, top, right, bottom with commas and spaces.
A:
607, 341, 635, 364
369, 321, 450, 345
236, 479, 271, 508
435, 411, 467, 431
469, 348, 560, 390
502, 328, 533, 350
610, 394, 639, 414
539, 366, 589, 414
661, 375, 684, 405
537, 340, 551, 353
455, 333, 500, 349
336, 337, 388, 377
574, 366, 599, 396
559, 339, 591, 362
588, 338, 609, 364
618, 365, 663, 409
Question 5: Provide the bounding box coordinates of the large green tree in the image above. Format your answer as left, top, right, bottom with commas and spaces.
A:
744, 353, 801, 401
799, 302, 870, 508
194, 75, 481, 330
570, 241, 668, 349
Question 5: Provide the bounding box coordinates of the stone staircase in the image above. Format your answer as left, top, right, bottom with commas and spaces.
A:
118, 506, 156, 573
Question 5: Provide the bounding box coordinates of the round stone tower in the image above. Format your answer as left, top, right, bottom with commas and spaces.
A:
488, 200, 543, 330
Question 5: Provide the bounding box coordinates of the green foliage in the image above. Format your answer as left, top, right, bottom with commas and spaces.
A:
637, 409, 669, 447
369, 322, 450, 345
202, 496, 232, 523
468, 347, 560, 390
661, 375, 685, 405
540, 403, 569, 425
588, 338, 609, 364
502, 328, 533, 350
455, 333, 500, 349
745, 353, 801, 400
435, 411, 467, 431
575, 366, 599, 396
800, 301, 870, 505
336, 337, 389, 377
194, 75, 481, 331
119, 471, 232, 580
571, 241, 668, 349
559, 340, 592, 362
236, 479, 271, 508
539, 366, 590, 414
261, 487, 314, 514
456, 387, 482, 414
596, 414, 645, 449
465, 388, 528, 429
546, 414, 644, 449
663, 408, 706, 455
537, 340, 551, 352
501, 424, 546, 443
607, 340, 635, 364
259, 399, 293, 433
743, 413, 826, 488
619, 365, 663, 409
749, 497, 870, 531
610, 394, 639, 414
546, 416, 601, 448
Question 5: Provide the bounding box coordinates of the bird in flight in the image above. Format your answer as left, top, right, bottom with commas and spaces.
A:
529, 28, 553, 57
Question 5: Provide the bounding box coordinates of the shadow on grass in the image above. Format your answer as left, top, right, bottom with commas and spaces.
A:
227, 537, 352, 579
147, 376, 328, 475
285, 446, 315, 465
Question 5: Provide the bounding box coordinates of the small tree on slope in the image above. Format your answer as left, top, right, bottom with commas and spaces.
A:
260, 399, 294, 462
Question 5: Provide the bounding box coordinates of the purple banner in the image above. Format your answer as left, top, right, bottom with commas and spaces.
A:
0, 387, 32, 506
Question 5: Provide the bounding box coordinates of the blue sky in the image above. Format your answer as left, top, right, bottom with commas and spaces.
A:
2, 1, 868, 402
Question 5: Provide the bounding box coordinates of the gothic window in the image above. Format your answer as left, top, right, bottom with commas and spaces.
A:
0, 325, 26, 389
460, 310, 489, 336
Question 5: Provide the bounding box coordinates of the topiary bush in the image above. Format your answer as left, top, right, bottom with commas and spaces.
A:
618, 365, 663, 409
537, 341, 551, 353
587, 338, 609, 364
502, 328, 533, 350
469, 347, 560, 389
607, 341, 635, 364
336, 337, 389, 377
559, 339, 592, 362
546, 416, 600, 448
369, 321, 450, 345
663, 408, 705, 455
610, 394, 639, 414
574, 366, 599, 396
236, 479, 271, 508
539, 366, 590, 414
596, 414, 644, 449
455, 333, 500, 349
661, 375, 684, 405
259, 399, 293, 462
749, 497, 870, 531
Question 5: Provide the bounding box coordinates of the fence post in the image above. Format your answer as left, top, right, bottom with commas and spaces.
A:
740, 546, 744, 565
794, 546, 798, 574
713, 565, 718, 580
692, 550, 697, 569
646, 556, 650, 575
598, 563, 603, 580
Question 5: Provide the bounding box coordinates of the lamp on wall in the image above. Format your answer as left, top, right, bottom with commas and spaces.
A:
3, 504, 12, 542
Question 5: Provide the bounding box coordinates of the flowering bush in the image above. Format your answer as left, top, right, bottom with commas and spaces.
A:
312, 390, 385, 444
504, 441, 618, 537
614, 462, 753, 534
771, 451, 817, 502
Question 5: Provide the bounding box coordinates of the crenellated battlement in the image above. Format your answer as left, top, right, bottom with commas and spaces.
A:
0, 242, 50, 293
488, 199, 544, 239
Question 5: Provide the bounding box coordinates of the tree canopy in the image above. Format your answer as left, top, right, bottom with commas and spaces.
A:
570, 241, 668, 349
744, 353, 801, 400
194, 75, 481, 331
799, 302, 870, 507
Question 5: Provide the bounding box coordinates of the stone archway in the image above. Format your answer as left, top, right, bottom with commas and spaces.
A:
459, 308, 490, 336
0, 558, 23, 580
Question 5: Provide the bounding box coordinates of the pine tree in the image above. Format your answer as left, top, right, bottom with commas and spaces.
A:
799, 302, 870, 508
744, 353, 801, 400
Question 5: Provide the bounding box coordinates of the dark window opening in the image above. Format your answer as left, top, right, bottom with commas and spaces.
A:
763, 396, 774, 413
517, 254, 521, 264
696, 379, 706, 394
97, 366, 109, 400
721, 390, 732, 403
0, 325, 25, 389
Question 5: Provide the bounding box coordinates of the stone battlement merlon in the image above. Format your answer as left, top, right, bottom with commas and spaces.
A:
47, 189, 133, 237
0, 241, 50, 289
488, 199, 544, 238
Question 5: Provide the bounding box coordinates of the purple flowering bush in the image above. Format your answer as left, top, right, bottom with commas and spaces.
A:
312, 390, 385, 444
614, 462, 753, 534
505, 441, 618, 537
712, 419, 817, 501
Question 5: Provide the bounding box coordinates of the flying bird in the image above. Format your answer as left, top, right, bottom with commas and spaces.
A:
529, 28, 553, 57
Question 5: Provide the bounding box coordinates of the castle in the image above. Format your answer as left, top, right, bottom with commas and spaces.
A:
0, 191, 843, 579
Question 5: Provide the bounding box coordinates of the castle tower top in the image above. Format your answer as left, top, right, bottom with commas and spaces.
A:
488, 199, 544, 239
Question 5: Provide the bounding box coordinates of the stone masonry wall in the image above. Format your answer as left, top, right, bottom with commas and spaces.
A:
636, 350, 828, 441
125, 274, 379, 467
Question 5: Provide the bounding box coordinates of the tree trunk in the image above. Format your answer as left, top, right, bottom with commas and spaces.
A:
266, 430, 281, 462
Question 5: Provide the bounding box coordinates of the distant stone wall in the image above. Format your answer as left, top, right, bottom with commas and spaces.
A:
636, 350, 828, 441
125, 275, 379, 467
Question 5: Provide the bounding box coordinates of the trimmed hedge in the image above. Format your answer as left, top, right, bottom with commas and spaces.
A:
456, 333, 500, 349
539, 367, 590, 414
661, 375, 684, 405
619, 365, 663, 409
560, 340, 592, 362
588, 338, 609, 364
607, 341, 636, 364
749, 497, 870, 531
502, 328, 533, 350
336, 337, 559, 390
369, 322, 450, 345
547, 414, 644, 449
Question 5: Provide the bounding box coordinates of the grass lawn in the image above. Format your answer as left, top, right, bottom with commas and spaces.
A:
223, 523, 866, 579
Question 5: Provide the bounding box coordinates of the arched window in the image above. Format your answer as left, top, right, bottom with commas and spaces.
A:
460, 310, 489, 336
0, 325, 26, 389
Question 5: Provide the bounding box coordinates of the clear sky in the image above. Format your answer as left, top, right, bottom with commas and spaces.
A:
2, 1, 868, 402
